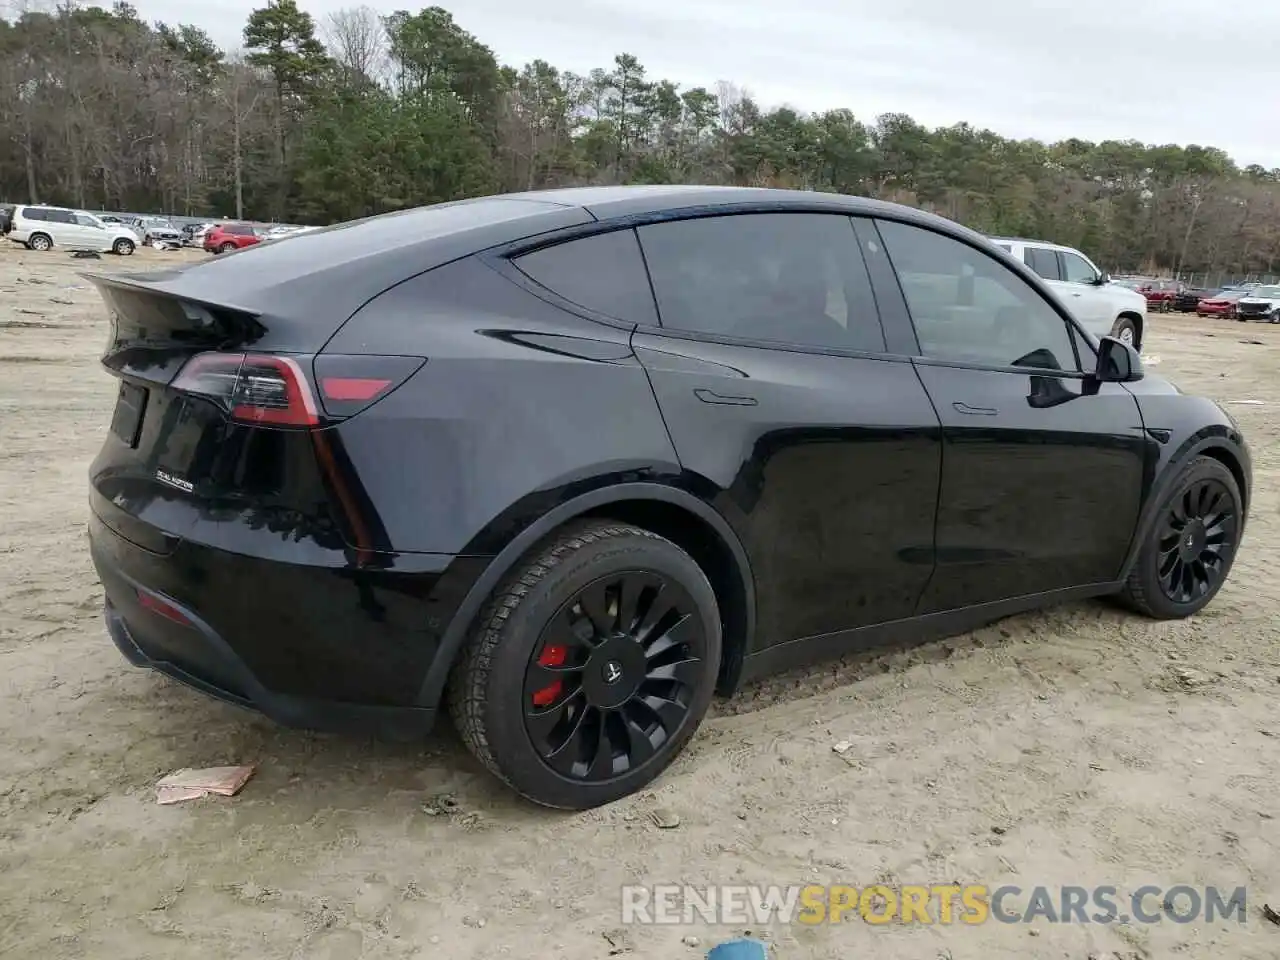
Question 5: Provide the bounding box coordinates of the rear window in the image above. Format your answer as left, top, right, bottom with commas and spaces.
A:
638, 212, 886, 353
1025, 247, 1062, 281
513, 229, 658, 325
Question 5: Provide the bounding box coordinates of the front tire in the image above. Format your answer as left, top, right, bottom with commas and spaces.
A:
1111, 315, 1139, 349
28, 232, 51, 252
449, 521, 722, 809
1119, 456, 1242, 619
113, 238, 134, 256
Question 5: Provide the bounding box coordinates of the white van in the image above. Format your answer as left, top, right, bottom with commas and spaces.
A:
8, 205, 140, 255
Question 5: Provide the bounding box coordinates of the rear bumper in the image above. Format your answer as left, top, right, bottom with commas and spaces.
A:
89, 507, 491, 738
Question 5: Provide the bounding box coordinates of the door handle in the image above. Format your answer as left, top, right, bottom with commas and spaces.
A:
1070, 292, 1083, 297
694, 388, 758, 406
953, 401, 997, 416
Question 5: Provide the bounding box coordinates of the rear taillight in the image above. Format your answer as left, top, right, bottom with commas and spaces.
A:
173, 352, 319, 426
172, 352, 423, 427
313, 354, 424, 417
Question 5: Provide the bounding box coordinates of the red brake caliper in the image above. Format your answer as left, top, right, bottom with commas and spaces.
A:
531, 644, 568, 707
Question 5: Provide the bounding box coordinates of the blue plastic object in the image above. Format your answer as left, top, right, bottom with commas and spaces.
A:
706, 938, 768, 960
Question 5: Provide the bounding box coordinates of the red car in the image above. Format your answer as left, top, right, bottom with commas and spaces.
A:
1132, 278, 1184, 311
1196, 289, 1248, 318
203, 223, 261, 254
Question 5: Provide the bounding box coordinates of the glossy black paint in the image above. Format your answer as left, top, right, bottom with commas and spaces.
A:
85, 185, 1252, 738
632, 333, 941, 644
909, 361, 1148, 610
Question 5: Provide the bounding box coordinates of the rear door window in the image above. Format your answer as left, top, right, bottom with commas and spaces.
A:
1025, 247, 1062, 281
636, 213, 886, 353
512, 228, 658, 325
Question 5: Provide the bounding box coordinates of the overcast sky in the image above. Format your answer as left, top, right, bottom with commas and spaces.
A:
130, 0, 1279, 168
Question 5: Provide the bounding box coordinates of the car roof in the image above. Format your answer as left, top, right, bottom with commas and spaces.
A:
498, 185, 958, 226
987, 235, 1082, 254
98, 187, 1008, 326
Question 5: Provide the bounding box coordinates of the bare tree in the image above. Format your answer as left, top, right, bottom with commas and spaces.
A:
217, 53, 261, 219
322, 5, 385, 84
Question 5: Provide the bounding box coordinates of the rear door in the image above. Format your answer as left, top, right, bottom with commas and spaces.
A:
622, 212, 942, 650
872, 217, 1148, 612
45, 208, 82, 246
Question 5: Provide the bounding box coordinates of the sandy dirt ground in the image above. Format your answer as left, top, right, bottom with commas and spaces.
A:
1, 240, 1279, 960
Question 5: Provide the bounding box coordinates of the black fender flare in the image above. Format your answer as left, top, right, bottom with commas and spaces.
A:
1118, 431, 1250, 579
413, 482, 756, 709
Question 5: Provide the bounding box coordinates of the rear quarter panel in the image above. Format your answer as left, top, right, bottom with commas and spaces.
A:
322, 257, 680, 555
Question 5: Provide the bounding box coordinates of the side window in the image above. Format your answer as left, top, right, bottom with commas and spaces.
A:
48, 209, 75, 224
877, 219, 1081, 373
74, 214, 98, 227
636, 213, 885, 353
512, 228, 658, 326
1061, 252, 1098, 284
25, 208, 47, 222
1025, 246, 1062, 281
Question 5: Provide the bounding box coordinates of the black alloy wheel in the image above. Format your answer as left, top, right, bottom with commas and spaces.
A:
1120, 456, 1242, 618
1155, 477, 1237, 604
523, 571, 707, 782
449, 522, 721, 809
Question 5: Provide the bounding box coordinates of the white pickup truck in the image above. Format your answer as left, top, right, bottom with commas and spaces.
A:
990, 236, 1149, 350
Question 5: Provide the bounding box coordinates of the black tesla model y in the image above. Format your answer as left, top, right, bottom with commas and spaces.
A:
87, 187, 1251, 809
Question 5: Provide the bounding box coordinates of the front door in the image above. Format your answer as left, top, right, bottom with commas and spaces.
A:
873, 218, 1149, 613
1058, 248, 1111, 331
631, 211, 943, 648
73, 213, 107, 251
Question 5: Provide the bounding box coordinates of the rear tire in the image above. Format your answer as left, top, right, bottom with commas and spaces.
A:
1119, 456, 1242, 619
218, 241, 236, 253
448, 521, 722, 809
28, 233, 51, 252
113, 238, 134, 256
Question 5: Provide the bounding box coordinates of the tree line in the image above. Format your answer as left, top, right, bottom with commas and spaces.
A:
2, 0, 1279, 280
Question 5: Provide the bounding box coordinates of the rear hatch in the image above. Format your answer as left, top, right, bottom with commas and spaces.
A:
87, 196, 593, 554
87, 273, 348, 554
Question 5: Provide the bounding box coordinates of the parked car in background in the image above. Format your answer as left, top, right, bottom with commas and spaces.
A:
989, 237, 1148, 347
1173, 286, 1215, 312
203, 222, 260, 253
181, 223, 209, 246
1128, 278, 1183, 312
134, 216, 184, 247
86, 186, 1251, 809
8, 205, 138, 254
1235, 285, 1280, 322
1196, 289, 1249, 318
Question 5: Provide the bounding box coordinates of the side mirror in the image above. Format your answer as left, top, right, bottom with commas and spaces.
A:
1094, 336, 1144, 383
1093, 272, 1110, 286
